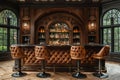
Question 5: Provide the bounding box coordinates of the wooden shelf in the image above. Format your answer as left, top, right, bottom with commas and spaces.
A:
36, 23, 81, 45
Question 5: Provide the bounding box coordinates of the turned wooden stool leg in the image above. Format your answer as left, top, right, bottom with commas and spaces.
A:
35, 46, 50, 78
10, 45, 27, 77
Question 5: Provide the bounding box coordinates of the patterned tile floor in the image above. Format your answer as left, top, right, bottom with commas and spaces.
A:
0, 60, 120, 80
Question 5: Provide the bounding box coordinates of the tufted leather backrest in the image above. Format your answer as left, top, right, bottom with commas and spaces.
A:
70, 46, 86, 60
104, 45, 110, 56
35, 46, 49, 60
10, 45, 25, 59
93, 45, 110, 59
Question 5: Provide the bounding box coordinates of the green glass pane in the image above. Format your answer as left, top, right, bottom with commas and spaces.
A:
10, 29, 17, 45
103, 20, 106, 26
114, 47, 118, 52
0, 27, 7, 51
0, 47, 2, 51
114, 40, 118, 45
0, 41, 2, 44
118, 18, 120, 24
114, 27, 120, 52
3, 46, 7, 51
114, 28, 119, 39
114, 18, 118, 24
103, 29, 107, 33
103, 28, 111, 45
103, 35, 106, 39
107, 19, 111, 25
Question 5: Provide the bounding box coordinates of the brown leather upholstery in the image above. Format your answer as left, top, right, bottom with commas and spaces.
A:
70, 46, 86, 60
23, 47, 39, 64
48, 50, 71, 64
23, 46, 71, 65
35, 46, 49, 60
92, 45, 110, 59
12, 45, 107, 72
10, 45, 25, 59
23, 45, 102, 65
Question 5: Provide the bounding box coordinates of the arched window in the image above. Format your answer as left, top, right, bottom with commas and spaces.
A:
0, 10, 19, 52
101, 9, 120, 52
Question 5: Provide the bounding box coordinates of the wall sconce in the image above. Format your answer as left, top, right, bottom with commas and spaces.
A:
22, 21, 30, 33
88, 16, 96, 33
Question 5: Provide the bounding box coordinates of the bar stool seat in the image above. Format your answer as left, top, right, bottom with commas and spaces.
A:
10, 45, 27, 77
70, 46, 87, 78
92, 45, 110, 78
35, 46, 50, 78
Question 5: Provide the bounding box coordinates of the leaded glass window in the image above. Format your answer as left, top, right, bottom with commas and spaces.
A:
103, 9, 120, 26
101, 9, 120, 52
0, 28, 7, 51
0, 9, 18, 52
0, 10, 17, 26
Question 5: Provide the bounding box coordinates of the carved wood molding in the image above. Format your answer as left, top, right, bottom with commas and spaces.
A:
36, 12, 83, 30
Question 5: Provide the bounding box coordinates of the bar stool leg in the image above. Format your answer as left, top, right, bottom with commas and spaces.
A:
12, 59, 27, 77
36, 60, 51, 78
93, 59, 108, 78
72, 60, 86, 78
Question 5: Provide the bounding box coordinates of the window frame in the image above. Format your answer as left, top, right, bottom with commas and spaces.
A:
101, 8, 120, 53
0, 9, 19, 52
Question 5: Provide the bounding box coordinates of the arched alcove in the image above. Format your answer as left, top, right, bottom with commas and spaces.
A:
35, 12, 86, 45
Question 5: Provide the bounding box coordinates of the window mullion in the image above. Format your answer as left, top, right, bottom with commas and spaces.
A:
7, 18, 10, 51
111, 26, 114, 52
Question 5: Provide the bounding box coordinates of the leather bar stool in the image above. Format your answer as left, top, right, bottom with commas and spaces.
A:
70, 46, 87, 78
35, 46, 50, 78
92, 45, 110, 78
10, 45, 27, 77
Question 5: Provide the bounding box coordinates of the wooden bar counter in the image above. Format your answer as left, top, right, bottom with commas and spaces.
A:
11, 44, 106, 72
